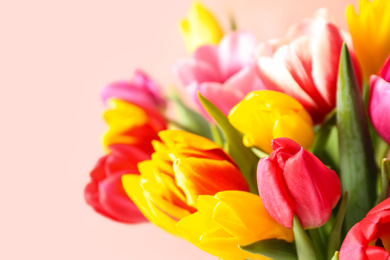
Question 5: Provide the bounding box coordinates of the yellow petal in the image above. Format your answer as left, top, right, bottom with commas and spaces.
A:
177, 191, 294, 260
180, 1, 223, 52
214, 191, 294, 243
159, 130, 221, 151
228, 90, 314, 153
346, 0, 390, 78
137, 160, 193, 221
101, 99, 149, 149
173, 157, 247, 208
122, 174, 180, 236
176, 196, 219, 247
273, 113, 314, 150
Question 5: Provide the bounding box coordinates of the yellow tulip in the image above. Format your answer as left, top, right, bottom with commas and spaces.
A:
228, 90, 314, 153
122, 130, 249, 236
102, 99, 166, 153
180, 1, 223, 52
176, 190, 294, 260
347, 0, 390, 78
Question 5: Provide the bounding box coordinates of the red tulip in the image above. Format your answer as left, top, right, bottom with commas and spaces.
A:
369, 55, 390, 145
257, 138, 341, 228
340, 198, 390, 259
84, 144, 149, 223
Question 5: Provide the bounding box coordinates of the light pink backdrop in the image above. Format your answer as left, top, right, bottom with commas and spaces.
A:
1, 0, 352, 259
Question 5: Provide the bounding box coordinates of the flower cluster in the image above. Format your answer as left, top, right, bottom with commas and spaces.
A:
85, 1, 390, 259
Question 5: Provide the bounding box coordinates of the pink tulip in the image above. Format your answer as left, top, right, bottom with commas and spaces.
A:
256, 10, 360, 124
369, 55, 390, 144
84, 144, 149, 223
257, 138, 341, 228
101, 69, 166, 109
174, 31, 265, 118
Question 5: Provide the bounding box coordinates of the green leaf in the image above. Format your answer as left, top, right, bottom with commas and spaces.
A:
327, 191, 348, 260
292, 216, 320, 260
376, 158, 390, 205
336, 43, 377, 231
198, 92, 259, 194
311, 110, 336, 156
311, 110, 340, 173
240, 239, 297, 260
169, 93, 212, 140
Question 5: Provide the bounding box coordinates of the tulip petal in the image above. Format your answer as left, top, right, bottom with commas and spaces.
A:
173, 157, 248, 208
98, 173, 147, 223
284, 148, 340, 228
369, 76, 390, 144
101, 70, 165, 108
228, 90, 314, 153
214, 191, 294, 242
122, 174, 180, 235
257, 54, 322, 123
178, 196, 220, 243
273, 113, 314, 151
200, 66, 265, 116
218, 31, 257, 80
380, 56, 390, 82
138, 160, 193, 220
177, 192, 292, 260
158, 130, 221, 152
347, 0, 390, 78
174, 55, 221, 86
179, 1, 223, 52
311, 23, 343, 109
257, 158, 295, 228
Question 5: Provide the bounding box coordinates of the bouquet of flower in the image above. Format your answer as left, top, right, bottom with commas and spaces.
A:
84, 1, 390, 259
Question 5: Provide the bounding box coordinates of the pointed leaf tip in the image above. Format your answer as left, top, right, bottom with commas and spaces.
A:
240, 239, 297, 260
198, 92, 259, 194
337, 43, 377, 231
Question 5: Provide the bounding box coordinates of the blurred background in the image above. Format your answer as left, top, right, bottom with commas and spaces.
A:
0, 0, 353, 259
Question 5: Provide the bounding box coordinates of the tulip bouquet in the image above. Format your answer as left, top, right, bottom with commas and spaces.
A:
84, 0, 390, 259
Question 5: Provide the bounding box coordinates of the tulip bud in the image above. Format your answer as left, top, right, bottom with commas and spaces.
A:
177, 191, 294, 260
179, 1, 223, 53
257, 138, 341, 228
340, 198, 390, 259
369, 56, 390, 144
228, 90, 314, 154
84, 144, 149, 223
122, 130, 249, 235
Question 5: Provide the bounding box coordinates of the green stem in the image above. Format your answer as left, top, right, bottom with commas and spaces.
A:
308, 229, 326, 258
362, 79, 370, 107
375, 138, 390, 167
250, 147, 269, 159
376, 159, 390, 205
292, 216, 320, 260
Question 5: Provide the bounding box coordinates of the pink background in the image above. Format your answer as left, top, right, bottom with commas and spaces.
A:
1, 0, 352, 259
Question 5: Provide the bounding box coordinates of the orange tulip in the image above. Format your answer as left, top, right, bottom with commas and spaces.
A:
122, 130, 249, 235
